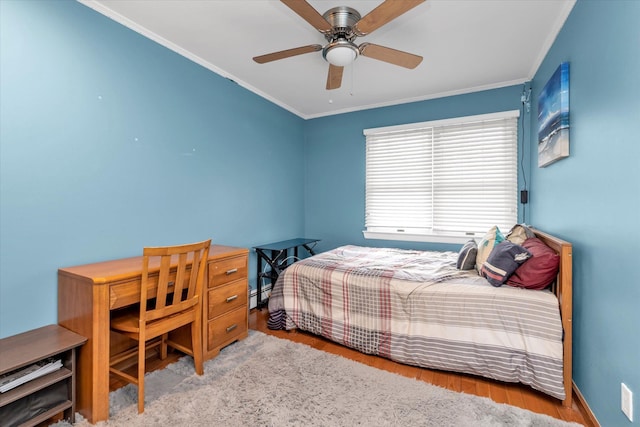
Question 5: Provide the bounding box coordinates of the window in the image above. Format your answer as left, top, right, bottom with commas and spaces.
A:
364, 111, 519, 244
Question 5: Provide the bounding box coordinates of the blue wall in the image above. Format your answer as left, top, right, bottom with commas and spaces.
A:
529, 1, 640, 425
0, 0, 305, 338
303, 85, 528, 253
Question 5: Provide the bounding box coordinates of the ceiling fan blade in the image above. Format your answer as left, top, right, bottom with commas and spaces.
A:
253, 44, 322, 64
326, 64, 344, 90
280, 0, 333, 34
353, 0, 425, 37
359, 43, 423, 69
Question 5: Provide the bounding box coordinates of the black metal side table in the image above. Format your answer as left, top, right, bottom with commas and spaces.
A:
253, 238, 320, 309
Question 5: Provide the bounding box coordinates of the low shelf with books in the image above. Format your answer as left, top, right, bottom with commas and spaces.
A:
0, 325, 86, 427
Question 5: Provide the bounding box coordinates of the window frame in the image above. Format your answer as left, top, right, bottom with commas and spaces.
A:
362, 110, 520, 244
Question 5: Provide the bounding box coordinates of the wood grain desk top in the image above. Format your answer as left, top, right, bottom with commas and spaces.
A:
58, 245, 248, 285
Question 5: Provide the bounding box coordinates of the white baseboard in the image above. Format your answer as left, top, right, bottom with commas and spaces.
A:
249, 284, 272, 310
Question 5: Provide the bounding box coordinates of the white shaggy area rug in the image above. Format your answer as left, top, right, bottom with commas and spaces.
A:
59, 331, 580, 426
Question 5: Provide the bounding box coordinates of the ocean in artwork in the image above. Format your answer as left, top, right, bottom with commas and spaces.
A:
538, 62, 569, 167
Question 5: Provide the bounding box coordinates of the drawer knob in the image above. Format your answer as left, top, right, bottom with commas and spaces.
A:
225, 268, 238, 275
226, 295, 238, 303
226, 324, 238, 333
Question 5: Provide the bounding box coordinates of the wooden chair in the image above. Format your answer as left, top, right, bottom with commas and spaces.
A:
109, 239, 211, 413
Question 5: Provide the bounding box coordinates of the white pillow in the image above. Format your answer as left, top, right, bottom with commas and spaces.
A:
505, 223, 535, 245
475, 226, 505, 272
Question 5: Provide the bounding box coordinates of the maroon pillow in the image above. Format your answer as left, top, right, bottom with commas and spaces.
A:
506, 237, 560, 290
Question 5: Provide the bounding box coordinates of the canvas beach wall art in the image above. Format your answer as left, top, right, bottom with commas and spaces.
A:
538, 62, 570, 167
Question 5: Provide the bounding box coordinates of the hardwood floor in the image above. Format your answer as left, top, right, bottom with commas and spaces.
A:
110, 308, 593, 426
248, 308, 592, 427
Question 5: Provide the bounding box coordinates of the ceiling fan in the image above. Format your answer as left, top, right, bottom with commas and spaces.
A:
253, 0, 425, 90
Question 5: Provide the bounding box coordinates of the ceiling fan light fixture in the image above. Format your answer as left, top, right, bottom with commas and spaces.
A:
323, 40, 359, 67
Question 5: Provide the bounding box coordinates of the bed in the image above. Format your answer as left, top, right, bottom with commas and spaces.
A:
268, 228, 573, 406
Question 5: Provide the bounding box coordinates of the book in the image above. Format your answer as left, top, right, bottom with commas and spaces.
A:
0, 358, 63, 393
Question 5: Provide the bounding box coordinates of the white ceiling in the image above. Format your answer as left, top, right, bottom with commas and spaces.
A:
79, 0, 576, 119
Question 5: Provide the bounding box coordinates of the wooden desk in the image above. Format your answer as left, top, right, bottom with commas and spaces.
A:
58, 245, 248, 423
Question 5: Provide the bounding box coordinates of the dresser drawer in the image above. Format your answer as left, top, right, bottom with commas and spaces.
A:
207, 307, 248, 352
207, 279, 248, 319
208, 256, 247, 288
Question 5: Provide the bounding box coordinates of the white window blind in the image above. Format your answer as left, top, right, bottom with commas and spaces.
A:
364, 111, 519, 242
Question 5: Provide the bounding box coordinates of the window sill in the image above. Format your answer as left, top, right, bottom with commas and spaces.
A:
362, 230, 476, 245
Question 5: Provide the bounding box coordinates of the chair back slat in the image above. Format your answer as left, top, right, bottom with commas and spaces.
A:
140, 256, 151, 314
141, 239, 211, 324
155, 256, 172, 310
173, 253, 188, 304
187, 250, 201, 300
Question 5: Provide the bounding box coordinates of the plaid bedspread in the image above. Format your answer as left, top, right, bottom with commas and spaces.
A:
268, 245, 565, 400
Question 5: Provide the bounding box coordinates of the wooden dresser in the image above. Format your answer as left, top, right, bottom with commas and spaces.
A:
58, 244, 249, 423
205, 248, 249, 359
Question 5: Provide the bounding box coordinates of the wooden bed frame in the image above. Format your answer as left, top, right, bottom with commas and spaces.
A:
532, 228, 573, 407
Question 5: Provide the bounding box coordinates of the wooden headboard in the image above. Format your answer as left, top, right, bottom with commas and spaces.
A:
532, 228, 573, 407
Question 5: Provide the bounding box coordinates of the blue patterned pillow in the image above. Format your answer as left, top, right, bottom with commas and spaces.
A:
481, 241, 532, 287
456, 240, 478, 270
